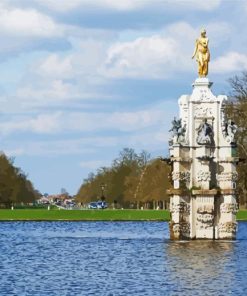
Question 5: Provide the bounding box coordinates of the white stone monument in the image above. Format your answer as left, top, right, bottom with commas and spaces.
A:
168, 30, 238, 240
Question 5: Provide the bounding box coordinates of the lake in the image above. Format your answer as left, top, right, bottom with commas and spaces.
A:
0, 221, 247, 295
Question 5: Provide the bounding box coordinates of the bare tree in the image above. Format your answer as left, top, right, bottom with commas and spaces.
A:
228, 72, 247, 208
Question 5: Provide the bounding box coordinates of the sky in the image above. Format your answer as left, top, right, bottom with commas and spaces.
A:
0, 0, 246, 195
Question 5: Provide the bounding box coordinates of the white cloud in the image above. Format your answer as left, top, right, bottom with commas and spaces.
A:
100, 21, 233, 79
206, 22, 232, 46
3, 128, 170, 157
0, 6, 63, 37
102, 35, 179, 79
0, 99, 175, 158
33, 39, 107, 80
32, 0, 221, 12
211, 52, 247, 73
3, 136, 118, 156
15, 80, 79, 108
37, 54, 73, 79
34, 0, 141, 12
0, 112, 62, 135
0, 104, 170, 135
101, 22, 195, 79
0, 110, 166, 134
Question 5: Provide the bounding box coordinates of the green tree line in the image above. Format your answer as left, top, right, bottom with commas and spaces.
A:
227, 72, 247, 207
0, 153, 40, 208
76, 148, 171, 209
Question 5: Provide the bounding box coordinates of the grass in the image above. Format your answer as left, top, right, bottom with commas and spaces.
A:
236, 210, 247, 220
0, 209, 246, 221
0, 209, 171, 221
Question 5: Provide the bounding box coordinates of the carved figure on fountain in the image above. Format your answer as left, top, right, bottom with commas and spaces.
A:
196, 118, 214, 145
169, 117, 186, 145
222, 119, 238, 143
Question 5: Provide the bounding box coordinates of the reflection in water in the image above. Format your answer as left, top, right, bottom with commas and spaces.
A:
0, 221, 247, 295
164, 240, 236, 295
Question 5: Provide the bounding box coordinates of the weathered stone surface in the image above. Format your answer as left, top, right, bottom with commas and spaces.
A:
218, 222, 237, 235
220, 203, 238, 214
169, 78, 238, 240
170, 202, 190, 214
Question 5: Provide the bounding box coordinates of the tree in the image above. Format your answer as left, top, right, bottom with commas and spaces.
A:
132, 159, 170, 209
76, 167, 113, 204
75, 148, 170, 208
228, 72, 247, 207
0, 153, 40, 207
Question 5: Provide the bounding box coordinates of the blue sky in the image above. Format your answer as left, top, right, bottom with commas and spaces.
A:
0, 0, 246, 195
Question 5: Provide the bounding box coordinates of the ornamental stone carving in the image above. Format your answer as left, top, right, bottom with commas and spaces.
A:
222, 120, 237, 143
196, 213, 214, 228
197, 204, 214, 214
196, 205, 214, 229
192, 87, 215, 102
218, 222, 237, 234
172, 171, 190, 182
220, 203, 238, 214
216, 172, 238, 182
172, 222, 190, 235
169, 117, 186, 145
200, 89, 208, 100
197, 170, 211, 182
196, 119, 214, 145
170, 202, 190, 214
194, 106, 213, 118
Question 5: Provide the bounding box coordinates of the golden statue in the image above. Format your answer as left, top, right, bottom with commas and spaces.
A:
192, 28, 210, 77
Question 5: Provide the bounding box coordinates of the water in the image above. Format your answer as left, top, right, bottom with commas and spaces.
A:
0, 222, 247, 296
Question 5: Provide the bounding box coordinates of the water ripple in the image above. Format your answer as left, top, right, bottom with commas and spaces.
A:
0, 221, 247, 295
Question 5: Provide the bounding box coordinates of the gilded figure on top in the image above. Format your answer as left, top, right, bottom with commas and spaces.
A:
192, 28, 210, 77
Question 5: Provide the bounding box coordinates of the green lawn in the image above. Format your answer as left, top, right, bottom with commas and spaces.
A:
236, 210, 247, 220
0, 209, 170, 221
0, 209, 246, 221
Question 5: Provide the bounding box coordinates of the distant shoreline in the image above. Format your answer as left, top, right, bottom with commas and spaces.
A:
0, 209, 246, 221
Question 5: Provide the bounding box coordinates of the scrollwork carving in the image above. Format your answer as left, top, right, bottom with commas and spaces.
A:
196, 205, 214, 229
220, 203, 238, 214
195, 106, 213, 118
172, 222, 190, 235
172, 171, 190, 182
196, 213, 214, 228
197, 170, 211, 182
197, 204, 214, 214
170, 202, 190, 214
218, 222, 237, 234
216, 172, 238, 182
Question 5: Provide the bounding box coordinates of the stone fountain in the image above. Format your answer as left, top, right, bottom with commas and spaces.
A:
168, 29, 238, 239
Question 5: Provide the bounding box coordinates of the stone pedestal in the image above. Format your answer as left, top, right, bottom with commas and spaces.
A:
169, 78, 238, 240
